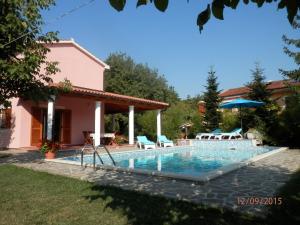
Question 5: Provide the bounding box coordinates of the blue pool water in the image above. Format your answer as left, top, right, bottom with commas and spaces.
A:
63, 140, 278, 178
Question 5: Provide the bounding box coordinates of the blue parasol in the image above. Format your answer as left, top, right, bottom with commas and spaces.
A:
220, 98, 264, 132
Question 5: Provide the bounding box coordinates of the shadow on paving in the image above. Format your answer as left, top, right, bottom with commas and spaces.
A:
81, 151, 300, 215
83, 185, 265, 225
80, 151, 299, 225
0, 149, 77, 164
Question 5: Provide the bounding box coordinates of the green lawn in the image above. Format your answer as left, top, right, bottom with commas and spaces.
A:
0, 165, 298, 225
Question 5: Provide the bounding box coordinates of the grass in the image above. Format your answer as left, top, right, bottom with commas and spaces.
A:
0, 165, 266, 225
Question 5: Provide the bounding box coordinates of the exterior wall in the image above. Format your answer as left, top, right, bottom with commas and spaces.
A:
0, 98, 32, 148
45, 43, 105, 91
1, 96, 105, 148
270, 90, 291, 107
198, 101, 205, 114
0, 129, 12, 148
220, 89, 293, 107
55, 96, 105, 145
1, 42, 108, 148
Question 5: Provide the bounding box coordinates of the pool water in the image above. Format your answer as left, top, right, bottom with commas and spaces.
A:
64, 140, 277, 177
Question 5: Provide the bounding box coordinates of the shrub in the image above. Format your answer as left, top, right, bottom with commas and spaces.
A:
220, 110, 239, 132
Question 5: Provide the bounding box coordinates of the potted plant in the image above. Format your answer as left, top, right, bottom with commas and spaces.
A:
40, 140, 59, 159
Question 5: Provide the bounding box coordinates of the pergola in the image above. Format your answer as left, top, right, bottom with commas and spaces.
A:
46, 85, 169, 146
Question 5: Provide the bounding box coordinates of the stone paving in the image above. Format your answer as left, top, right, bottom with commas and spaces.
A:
1, 148, 300, 216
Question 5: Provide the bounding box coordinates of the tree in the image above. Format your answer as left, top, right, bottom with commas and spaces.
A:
108, 0, 299, 32
104, 52, 179, 104
280, 15, 300, 84
246, 63, 279, 143
273, 16, 300, 148
104, 52, 179, 136
203, 68, 221, 131
0, 0, 59, 107
220, 110, 240, 132
247, 63, 271, 103
162, 100, 203, 140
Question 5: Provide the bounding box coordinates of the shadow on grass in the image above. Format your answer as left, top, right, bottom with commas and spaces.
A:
83, 185, 265, 225
266, 169, 300, 225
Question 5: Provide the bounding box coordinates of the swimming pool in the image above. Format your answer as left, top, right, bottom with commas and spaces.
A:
59, 140, 284, 182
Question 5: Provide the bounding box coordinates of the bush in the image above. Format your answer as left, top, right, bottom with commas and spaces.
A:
269, 95, 300, 147
162, 101, 204, 140
220, 110, 240, 132
136, 111, 157, 140
267, 169, 300, 225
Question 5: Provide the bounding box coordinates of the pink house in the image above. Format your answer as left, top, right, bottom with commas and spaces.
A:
0, 40, 168, 149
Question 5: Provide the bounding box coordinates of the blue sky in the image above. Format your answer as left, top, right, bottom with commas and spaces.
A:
42, 0, 299, 99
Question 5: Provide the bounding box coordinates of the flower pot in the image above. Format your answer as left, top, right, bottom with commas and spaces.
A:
45, 151, 56, 159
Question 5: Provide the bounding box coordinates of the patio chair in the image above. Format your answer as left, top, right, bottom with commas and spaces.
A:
218, 128, 243, 140
195, 128, 222, 140
82, 131, 93, 145
136, 136, 156, 150
157, 135, 174, 148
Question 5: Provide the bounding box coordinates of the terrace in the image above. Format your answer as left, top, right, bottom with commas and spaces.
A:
1, 147, 300, 218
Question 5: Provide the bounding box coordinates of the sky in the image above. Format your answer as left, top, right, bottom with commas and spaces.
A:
42, 0, 299, 99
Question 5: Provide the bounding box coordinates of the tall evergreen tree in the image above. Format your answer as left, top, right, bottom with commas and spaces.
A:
247, 63, 279, 143
203, 68, 221, 131
280, 15, 300, 90
275, 16, 300, 147
247, 63, 271, 103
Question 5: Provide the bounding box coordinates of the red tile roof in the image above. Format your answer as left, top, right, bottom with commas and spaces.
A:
220, 86, 250, 97
70, 86, 169, 108
220, 80, 298, 98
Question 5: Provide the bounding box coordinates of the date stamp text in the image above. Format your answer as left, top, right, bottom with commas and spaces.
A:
237, 197, 282, 205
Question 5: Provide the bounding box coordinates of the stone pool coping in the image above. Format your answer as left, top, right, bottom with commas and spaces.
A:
46, 147, 288, 183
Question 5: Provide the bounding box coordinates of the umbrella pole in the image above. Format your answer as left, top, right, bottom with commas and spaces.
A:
240, 106, 243, 135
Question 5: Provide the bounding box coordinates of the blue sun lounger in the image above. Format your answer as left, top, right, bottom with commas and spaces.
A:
137, 136, 156, 149
157, 135, 174, 148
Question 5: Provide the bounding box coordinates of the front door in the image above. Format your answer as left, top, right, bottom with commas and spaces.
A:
60, 109, 71, 144
31, 107, 43, 146
31, 108, 72, 146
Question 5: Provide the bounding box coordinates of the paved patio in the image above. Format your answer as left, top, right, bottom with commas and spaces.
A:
1, 148, 299, 216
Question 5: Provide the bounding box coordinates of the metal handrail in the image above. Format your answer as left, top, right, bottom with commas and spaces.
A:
80, 144, 104, 170
80, 143, 116, 170
96, 145, 116, 166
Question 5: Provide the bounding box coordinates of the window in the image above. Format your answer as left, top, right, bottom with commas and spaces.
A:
0, 108, 11, 129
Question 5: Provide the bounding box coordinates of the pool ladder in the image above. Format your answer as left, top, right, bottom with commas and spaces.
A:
80, 144, 116, 170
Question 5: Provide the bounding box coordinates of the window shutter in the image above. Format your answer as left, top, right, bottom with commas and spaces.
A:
5, 108, 11, 128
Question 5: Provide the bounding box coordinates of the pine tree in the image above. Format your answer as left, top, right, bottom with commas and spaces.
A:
276, 16, 300, 147
247, 63, 279, 143
247, 63, 271, 103
280, 16, 300, 83
203, 68, 221, 131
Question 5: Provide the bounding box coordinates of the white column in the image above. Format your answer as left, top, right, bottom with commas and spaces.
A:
47, 95, 55, 140
157, 155, 161, 171
129, 105, 134, 145
129, 158, 134, 169
111, 114, 115, 131
95, 101, 101, 147
157, 109, 161, 138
